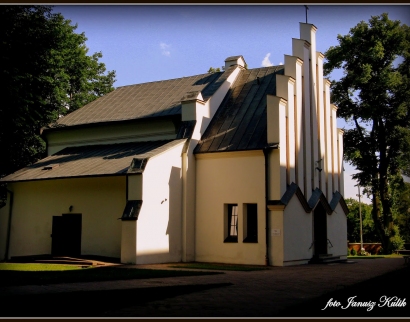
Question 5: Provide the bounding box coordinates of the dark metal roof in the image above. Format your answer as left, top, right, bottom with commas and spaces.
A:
268, 183, 349, 215
308, 188, 334, 215
194, 65, 284, 154
330, 191, 349, 215
0, 140, 185, 182
279, 182, 312, 213
48, 66, 237, 129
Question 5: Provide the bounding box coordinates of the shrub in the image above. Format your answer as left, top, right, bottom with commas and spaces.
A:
359, 249, 370, 256
391, 234, 405, 251
350, 248, 357, 256
390, 226, 405, 251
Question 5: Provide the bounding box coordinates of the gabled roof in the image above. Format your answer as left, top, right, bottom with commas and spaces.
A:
268, 183, 349, 215
195, 65, 284, 153
47, 66, 237, 129
0, 140, 185, 182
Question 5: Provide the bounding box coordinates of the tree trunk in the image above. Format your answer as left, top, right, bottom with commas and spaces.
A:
371, 183, 393, 254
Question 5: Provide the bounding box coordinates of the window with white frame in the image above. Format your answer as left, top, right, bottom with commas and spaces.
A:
224, 204, 238, 242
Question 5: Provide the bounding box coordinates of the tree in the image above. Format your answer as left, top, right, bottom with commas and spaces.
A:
345, 198, 378, 243
208, 67, 221, 73
324, 13, 410, 253
0, 6, 116, 178
390, 176, 410, 243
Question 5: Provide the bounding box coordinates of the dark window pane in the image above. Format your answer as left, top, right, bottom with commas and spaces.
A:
245, 204, 257, 243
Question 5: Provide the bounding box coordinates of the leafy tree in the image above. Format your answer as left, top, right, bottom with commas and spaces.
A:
324, 13, 410, 253
0, 6, 116, 178
390, 175, 410, 243
345, 198, 378, 243
208, 67, 221, 73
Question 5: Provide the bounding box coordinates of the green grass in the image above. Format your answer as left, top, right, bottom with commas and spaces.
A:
0, 263, 86, 271
0, 264, 221, 287
169, 262, 269, 271
347, 254, 404, 259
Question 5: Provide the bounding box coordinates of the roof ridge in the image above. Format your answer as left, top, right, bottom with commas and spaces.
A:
247, 65, 284, 72
116, 71, 224, 89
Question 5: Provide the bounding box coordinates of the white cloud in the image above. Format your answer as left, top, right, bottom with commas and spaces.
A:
261, 53, 273, 67
160, 42, 171, 56
279, 62, 283, 65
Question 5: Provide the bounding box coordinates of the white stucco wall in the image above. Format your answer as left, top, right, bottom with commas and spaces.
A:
267, 96, 287, 200
135, 141, 184, 264
283, 195, 313, 265
327, 203, 348, 259
195, 151, 266, 265
4, 176, 125, 259
121, 220, 138, 264
127, 174, 142, 200
180, 64, 243, 262
269, 209, 284, 266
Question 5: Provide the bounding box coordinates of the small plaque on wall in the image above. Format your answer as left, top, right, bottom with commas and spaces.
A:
271, 229, 281, 236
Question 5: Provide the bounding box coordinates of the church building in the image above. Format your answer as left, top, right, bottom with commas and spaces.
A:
0, 22, 348, 266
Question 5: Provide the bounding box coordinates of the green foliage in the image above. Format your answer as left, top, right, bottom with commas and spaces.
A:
208, 67, 221, 73
390, 175, 410, 242
0, 6, 116, 177
350, 248, 357, 256
0, 263, 84, 271
324, 13, 410, 253
390, 225, 405, 250
346, 198, 378, 242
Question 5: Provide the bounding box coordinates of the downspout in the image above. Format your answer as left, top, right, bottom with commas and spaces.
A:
263, 147, 270, 266
4, 188, 14, 261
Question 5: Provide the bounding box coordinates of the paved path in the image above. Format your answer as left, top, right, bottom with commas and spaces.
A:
0, 258, 408, 317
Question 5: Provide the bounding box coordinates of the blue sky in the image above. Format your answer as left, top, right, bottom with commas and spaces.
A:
52, 5, 410, 202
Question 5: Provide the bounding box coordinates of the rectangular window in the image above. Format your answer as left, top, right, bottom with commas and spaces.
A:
243, 204, 258, 243
224, 204, 238, 242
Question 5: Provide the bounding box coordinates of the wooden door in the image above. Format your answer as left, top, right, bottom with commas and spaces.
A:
51, 216, 65, 256
51, 214, 82, 256
313, 204, 327, 256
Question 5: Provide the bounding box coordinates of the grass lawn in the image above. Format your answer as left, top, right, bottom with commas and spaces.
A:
0, 263, 221, 287
347, 254, 404, 259
169, 262, 270, 271
0, 263, 87, 271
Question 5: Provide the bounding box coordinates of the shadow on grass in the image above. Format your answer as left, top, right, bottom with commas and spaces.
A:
0, 283, 233, 317
277, 266, 410, 318
0, 266, 222, 287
